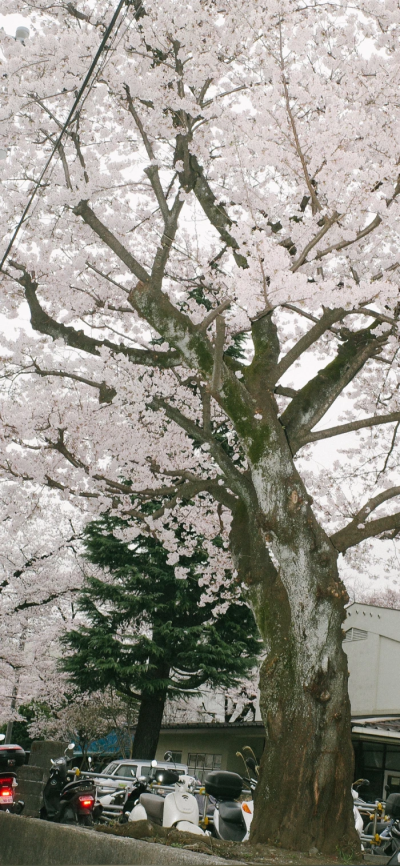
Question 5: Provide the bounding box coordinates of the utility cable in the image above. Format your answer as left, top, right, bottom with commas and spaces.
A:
0, 0, 132, 273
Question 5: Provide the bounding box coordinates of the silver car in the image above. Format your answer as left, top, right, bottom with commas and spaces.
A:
95, 758, 189, 797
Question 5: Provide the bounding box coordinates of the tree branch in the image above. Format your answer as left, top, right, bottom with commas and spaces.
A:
11, 263, 180, 369
270, 307, 346, 386
124, 85, 173, 224
316, 214, 382, 261
291, 212, 340, 272
32, 363, 117, 403
72, 200, 150, 283
281, 325, 389, 452
300, 411, 400, 446
211, 314, 226, 393
279, 20, 321, 215
197, 297, 232, 332
71, 203, 217, 374
175, 142, 247, 268
332, 508, 400, 552
378, 421, 400, 478
150, 395, 253, 504
150, 193, 184, 288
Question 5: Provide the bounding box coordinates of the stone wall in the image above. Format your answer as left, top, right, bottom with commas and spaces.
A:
0, 812, 234, 866
16, 740, 69, 818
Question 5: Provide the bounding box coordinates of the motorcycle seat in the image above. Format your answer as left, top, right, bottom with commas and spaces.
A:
139, 793, 164, 825
219, 800, 245, 824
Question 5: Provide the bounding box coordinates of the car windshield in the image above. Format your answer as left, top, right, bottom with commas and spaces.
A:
102, 762, 119, 775
114, 764, 138, 777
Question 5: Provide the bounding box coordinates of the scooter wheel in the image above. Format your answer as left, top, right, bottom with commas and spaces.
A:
61, 808, 77, 824
79, 814, 93, 827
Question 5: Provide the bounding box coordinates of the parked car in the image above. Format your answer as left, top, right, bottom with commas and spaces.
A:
95, 759, 189, 797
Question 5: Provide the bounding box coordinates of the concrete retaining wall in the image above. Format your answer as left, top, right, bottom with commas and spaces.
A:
0, 813, 238, 866
16, 764, 45, 817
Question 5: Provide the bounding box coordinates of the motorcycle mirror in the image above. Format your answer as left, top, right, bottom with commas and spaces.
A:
0, 734, 5, 742
151, 760, 157, 767
164, 751, 173, 762
88, 757, 92, 767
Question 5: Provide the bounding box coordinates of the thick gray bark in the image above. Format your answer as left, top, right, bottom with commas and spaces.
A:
226, 314, 358, 853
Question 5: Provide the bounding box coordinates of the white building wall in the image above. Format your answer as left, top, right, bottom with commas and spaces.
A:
164, 603, 400, 723
344, 603, 400, 716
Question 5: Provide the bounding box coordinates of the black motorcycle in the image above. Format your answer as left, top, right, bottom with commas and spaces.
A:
0, 734, 25, 815
40, 743, 99, 826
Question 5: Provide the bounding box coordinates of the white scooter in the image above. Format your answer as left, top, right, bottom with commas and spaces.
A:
128, 762, 205, 836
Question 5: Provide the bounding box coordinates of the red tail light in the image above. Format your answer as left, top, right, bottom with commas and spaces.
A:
78, 794, 94, 809
0, 787, 13, 798
0, 777, 14, 787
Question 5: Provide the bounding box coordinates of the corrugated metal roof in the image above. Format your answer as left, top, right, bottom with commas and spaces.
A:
354, 718, 400, 733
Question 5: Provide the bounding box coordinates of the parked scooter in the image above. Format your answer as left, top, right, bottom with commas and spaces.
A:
204, 769, 255, 842
127, 760, 205, 835
40, 742, 99, 825
97, 780, 136, 823
363, 793, 400, 862
0, 734, 25, 815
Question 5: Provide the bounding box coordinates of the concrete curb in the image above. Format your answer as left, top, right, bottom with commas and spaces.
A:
0, 812, 244, 866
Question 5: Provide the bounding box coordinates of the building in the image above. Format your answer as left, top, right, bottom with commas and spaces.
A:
156, 602, 400, 799
344, 601, 400, 800
155, 720, 265, 781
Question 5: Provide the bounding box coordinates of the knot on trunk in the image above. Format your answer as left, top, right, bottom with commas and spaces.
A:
316, 581, 347, 600
304, 669, 331, 704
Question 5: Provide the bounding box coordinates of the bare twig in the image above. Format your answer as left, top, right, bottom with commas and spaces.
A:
377, 420, 400, 479
279, 20, 321, 215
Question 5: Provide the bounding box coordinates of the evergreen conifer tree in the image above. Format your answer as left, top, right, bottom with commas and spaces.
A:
61, 517, 261, 758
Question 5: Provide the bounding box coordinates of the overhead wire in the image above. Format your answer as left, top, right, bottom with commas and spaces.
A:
0, 0, 135, 273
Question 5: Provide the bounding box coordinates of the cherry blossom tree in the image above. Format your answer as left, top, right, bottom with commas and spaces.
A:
355, 587, 400, 609
2, 0, 400, 853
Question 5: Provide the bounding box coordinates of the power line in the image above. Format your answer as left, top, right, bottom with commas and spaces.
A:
0, 0, 132, 273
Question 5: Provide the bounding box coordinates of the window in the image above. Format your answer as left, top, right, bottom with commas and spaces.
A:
114, 764, 138, 777
102, 762, 119, 775
138, 765, 152, 779
188, 753, 222, 782
168, 751, 182, 764
363, 748, 384, 769
343, 628, 368, 642
386, 751, 400, 772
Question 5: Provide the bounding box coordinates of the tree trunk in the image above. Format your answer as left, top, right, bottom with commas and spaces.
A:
227, 315, 359, 855
131, 663, 170, 760
131, 693, 167, 759
232, 499, 356, 854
